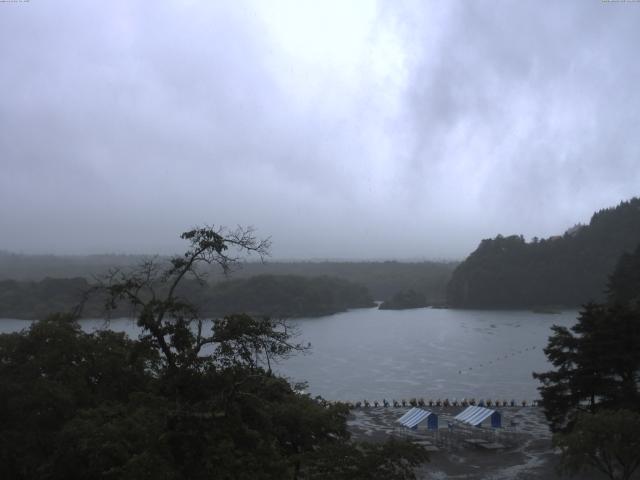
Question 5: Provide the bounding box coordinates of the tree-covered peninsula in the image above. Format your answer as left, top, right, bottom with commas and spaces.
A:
378, 289, 428, 310
198, 274, 374, 317
0, 274, 374, 320
447, 198, 640, 308
0, 253, 457, 307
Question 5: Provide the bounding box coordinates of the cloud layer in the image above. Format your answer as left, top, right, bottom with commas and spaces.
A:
1, 0, 639, 259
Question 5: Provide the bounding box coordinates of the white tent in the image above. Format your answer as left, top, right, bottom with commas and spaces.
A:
454, 405, 502, 427
396, 407, 437, 429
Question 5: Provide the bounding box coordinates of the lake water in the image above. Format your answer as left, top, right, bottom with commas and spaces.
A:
0, 307, 578, 403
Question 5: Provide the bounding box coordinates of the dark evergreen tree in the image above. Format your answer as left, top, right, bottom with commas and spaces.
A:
534, 242, 640, 432
533, 303, 640, 432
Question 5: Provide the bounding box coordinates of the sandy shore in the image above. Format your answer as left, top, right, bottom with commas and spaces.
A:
347, 406, 605, 479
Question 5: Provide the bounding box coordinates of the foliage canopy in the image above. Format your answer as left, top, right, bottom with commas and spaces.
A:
448, 198, 640, 308
554, 409, 640, 480
535, 243, 640, 478
0, 226, 429, 479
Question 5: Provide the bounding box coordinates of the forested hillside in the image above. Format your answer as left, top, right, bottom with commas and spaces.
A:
378, 289, 428, 310
0, 254, 456, 303
0, 253, 142, 280
447, 198, 640, 308
195, 275, 374, 318
0, 274, 374, 320
0, 277, 91, 320
206, 260, 456, 303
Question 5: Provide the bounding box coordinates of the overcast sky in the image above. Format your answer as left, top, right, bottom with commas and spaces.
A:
1, 1, 639, 260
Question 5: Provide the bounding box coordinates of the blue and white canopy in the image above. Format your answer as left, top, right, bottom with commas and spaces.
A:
454, 406, 502, 427
396, 407, 436, 429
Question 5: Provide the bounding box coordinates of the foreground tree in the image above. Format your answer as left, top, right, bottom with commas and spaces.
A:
0, 314, 159, 479
535, 246, 640, 478
93, 225, 272, 371
554, 409, 640, 480
534, 243, 640, 433
533, 303, 640, 432
1, 226, 429, 479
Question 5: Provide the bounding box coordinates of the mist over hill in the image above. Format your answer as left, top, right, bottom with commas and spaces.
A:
0, 254, 456, 305
0, 256, 456, 320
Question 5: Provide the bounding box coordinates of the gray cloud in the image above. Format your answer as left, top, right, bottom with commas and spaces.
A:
1, 0, 639, 259
395, 1, 640, 239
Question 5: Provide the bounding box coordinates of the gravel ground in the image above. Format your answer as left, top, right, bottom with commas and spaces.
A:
347, 406, 607, 480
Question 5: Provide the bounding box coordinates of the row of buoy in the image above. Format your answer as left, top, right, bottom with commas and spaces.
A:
315, 397, 538, 409
458, 346, 538, 374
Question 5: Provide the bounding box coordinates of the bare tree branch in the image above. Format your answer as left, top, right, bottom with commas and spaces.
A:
83, 225, 272, 372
